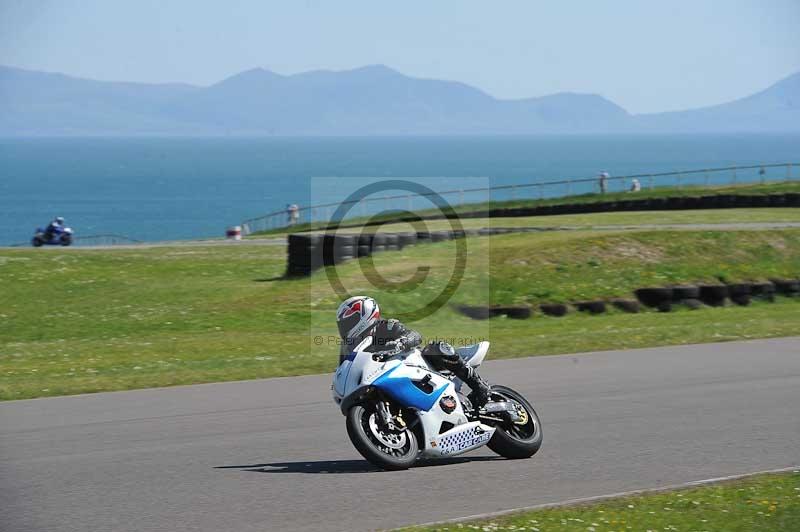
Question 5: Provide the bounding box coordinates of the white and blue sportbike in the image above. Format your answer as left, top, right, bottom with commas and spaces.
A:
333, 340, 542, 470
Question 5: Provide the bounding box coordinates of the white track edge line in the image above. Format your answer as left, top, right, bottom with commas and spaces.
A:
407, 465, 800, 529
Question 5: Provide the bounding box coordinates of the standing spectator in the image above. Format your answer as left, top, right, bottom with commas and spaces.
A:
630, 178, 641, 192
598, 171, 609, 194
286, 204, 295, 226
290, 203, 300, 225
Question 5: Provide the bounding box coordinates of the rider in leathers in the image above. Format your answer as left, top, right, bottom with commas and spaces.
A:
336, 295, 491, 407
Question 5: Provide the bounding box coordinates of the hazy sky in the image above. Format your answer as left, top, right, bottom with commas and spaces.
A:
1, 0, 798, 113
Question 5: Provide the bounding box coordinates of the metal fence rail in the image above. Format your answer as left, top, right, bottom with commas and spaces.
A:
241, 162, 799, 234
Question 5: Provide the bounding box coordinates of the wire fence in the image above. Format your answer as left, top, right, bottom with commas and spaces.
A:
240, 162, 799, 234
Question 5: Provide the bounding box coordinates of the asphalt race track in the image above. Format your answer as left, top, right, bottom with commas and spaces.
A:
1, 338, 798, 531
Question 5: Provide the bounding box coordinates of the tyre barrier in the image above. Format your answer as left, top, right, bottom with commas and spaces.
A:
456, 305, 491, 320
727, 283, 752, 306
430, 230, 452, 243
612, 299, 641, 313
771, 278, 800, 296
698, 284, 729, 307
540, 303, 569, 317
286, 225, 518, 278
495, 306, 533, 319
453, 277, 796, 320
634, 287, 674, 308
671, 285, 700, 301
397, 232, 418, 249
456, 305, 533, 320
683, 298, 704, 310
575, 301, 607, 314
750, 282, 776, 301
338, 193, 797, 228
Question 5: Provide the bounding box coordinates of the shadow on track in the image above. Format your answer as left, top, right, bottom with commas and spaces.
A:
215, 455, 504, 474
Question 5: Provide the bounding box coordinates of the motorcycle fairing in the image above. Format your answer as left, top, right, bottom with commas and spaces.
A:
371, 364, 448, 411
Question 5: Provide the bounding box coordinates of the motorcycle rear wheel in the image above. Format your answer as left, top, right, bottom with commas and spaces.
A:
32, 236, 44, 247
486, 385, 542, 459
346, 403, 418, 470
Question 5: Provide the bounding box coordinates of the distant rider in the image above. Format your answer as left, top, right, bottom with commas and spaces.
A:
335, 296, 492, 407
44, 216, 65, 240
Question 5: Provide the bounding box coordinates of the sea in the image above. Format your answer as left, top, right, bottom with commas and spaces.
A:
1, 134, 798, 245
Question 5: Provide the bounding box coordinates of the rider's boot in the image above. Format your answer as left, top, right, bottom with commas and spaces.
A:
441, 357, 491, 408
460, 365, 492, 408
424, 341, 493, 409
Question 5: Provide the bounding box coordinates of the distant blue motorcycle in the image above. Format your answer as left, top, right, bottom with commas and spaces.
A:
32, 224, 73, 247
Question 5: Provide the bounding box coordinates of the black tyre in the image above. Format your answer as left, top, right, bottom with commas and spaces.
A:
699, 285, 729, 306
383, 234, 399, 248
32, 236, 44, 247
727, 283, 752, 298
334, 245, 355, 263
540, 303, 568, 317
486, 385, 542, 459
575, 301, 606, 314
345, 403, 418, 470
751, 282, 776, 301
612, 299, 641, 313
430, 230, 451, 242
457, 305, 491, 320
505, 306, 532, 319
60, 235, 72, 246
771, 279, 800, 295
635, 287, 673, 308
397, 232, 417, 248
671, 285, 700, 301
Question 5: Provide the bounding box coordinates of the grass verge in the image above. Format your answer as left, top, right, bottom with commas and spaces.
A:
403, 471, 800, 532
1, 226, 799, 400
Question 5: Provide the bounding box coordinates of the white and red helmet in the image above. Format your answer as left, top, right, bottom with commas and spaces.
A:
336, 296, 380, 342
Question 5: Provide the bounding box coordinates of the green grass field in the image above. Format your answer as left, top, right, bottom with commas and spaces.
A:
404, 471, 800, 531
2, 222, 799, 400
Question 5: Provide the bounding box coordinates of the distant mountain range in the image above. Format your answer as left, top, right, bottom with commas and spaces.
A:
1, 64, 798, 136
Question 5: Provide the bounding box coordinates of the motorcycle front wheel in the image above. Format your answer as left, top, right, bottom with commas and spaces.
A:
346, 403, 418, 470
486, 385, 543, 459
